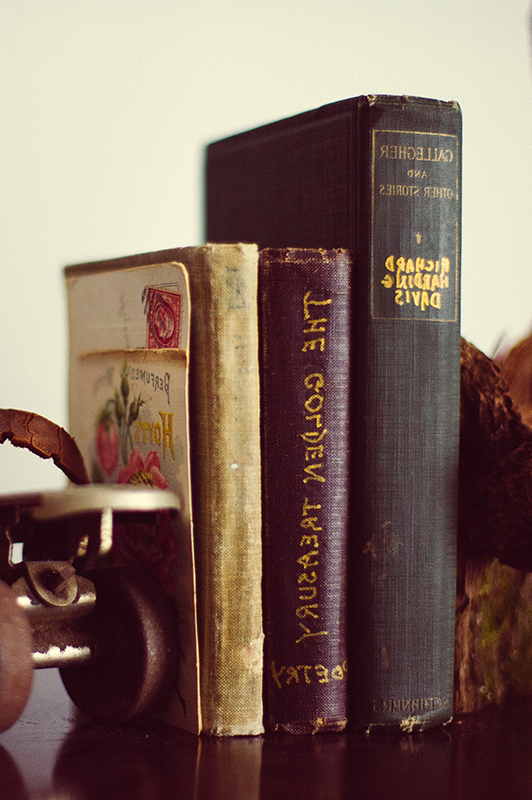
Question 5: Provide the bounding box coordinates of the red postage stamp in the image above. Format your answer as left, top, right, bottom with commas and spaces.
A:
145, 286, 182, 349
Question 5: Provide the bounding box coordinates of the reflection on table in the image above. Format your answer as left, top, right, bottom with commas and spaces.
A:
0, 669, 530, 800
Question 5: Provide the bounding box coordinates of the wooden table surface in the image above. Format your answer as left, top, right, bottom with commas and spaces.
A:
0, 669, 530, 799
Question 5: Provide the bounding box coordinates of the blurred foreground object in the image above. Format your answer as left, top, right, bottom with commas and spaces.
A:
0, 484, 180, 732
0, 409, 180, 732
456, 338, 532, 713
497, 333, 532, 427
459, 339, 532, 571
0, 408, 89, 485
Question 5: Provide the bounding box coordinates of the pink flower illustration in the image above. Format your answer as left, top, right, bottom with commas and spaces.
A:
95, 417, 119, 476
117, 449, 168, 489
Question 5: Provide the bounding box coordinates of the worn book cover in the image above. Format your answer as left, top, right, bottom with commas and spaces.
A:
66, 261, 201, 734
260, 247, 351, 733
66, 244, 263, 736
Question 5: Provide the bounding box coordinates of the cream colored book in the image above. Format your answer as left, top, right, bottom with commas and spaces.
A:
65, 245, 263, 736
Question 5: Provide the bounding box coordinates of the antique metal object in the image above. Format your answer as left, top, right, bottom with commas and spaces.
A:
0, 485, 180, 732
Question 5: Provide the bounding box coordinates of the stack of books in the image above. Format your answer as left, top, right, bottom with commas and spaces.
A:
65, 95, 462, 735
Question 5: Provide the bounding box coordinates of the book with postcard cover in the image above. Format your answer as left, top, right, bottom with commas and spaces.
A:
65, 259, 200, 734
65, 244, 263, 736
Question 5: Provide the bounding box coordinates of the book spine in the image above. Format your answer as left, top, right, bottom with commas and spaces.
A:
351, 97, 461, 730
187, 244, 264, 736
260, 247, 351, 733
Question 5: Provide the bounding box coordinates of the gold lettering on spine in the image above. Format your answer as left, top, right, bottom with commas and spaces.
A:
270, 660, 349, 689
295, 289, 333, 645
301, 290, 331, 352
372, 696, 448, 713
380, 144, 454, 163
382, 254, 453, 312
